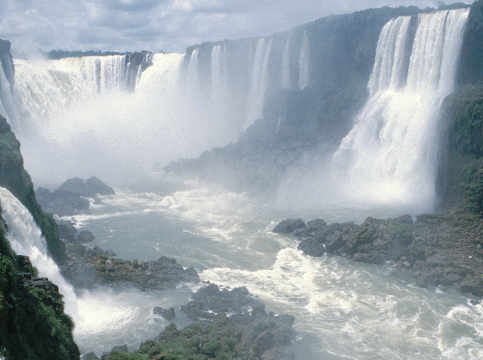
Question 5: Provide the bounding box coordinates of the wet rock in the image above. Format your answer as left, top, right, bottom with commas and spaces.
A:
61, 238, 199, 291
278, 212, 483, 297
82, 352, 100, 360
58, 177, 114, 197
273, 219, 306, 235
181, 284, 262, 321
37, 177, 114, 216
110, 345, 128, 353
77, 230, 95, 244
153, 306, 176, 321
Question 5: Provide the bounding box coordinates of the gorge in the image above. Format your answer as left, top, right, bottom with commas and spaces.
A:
0, 1, 483, 359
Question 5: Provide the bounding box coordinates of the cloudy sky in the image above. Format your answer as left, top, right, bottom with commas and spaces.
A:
0, 0, 474, 54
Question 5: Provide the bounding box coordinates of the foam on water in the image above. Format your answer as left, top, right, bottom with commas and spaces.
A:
202, 247, 483, 360
0, 186, 191, 355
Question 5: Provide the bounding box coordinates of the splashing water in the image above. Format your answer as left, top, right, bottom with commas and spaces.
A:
0, 187, 191, 355
332, 9, 470, 212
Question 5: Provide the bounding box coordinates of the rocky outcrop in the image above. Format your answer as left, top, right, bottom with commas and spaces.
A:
458, 0, 483, 85
275, 212, 483, 297
0, 115, 66, 264
59, 222, 199, 290
37, 177, 114, 216
0, 212, 79, 360
102, 284, 295, 360
0, 39, 16, 122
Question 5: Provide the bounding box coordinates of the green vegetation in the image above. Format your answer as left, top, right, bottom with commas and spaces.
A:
0, 115, 66, 264
443, 85, 483, 215
0, 212, 79, 360
103, 318, 262, 360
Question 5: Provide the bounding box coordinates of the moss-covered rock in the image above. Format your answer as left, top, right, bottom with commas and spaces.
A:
441, 85, 483, 214
0, 211, 80, 360
102, 285, 295, 360
0, 115, 66, 264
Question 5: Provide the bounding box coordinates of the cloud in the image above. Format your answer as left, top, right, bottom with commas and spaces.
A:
0, 0, 475, 54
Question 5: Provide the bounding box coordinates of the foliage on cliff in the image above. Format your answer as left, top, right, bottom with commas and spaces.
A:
0, 115, 66, 264
443, 85, 483, 215
0, 212, 79, 360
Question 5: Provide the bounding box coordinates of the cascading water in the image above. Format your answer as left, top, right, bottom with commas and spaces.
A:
245, 38, 273, 130
0, 187, 78, 317
298, 31, 311, 90
332, 8, 470, 212
13, 54, 146, 131
185, 49, 200, 98
0, 186, 192, 355
210, 44, 227, 101
282, 34, 293, 89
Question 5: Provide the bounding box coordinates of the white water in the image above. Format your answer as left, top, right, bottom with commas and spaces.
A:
298, 31, 311, 90
0, 186, 192, 355
210, 44, 227, 101
245, 38, 273, 130
282, 34, 293, 89
14, 55, 141, 128
12, 52, 246, 185
0, 187, 79, 317
331, 9, 469, 212
66, 186, 483, 360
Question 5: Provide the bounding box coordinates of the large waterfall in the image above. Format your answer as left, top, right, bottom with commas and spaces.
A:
14, 54, 149, 129
333, 8, 470, 211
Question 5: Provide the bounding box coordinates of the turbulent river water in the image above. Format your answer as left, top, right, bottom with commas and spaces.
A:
61, 186, 483, 360
1, 5, 481, 359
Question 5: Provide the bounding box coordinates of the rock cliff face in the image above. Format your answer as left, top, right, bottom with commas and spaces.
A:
439, 0, 483, 213
0, 213, 79, 360
0, 115, 66, 264
168, 4, 476, 196
0, 39, 16, 122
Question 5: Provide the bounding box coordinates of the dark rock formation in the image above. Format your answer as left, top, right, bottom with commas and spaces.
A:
58, 177, 115, 197
153, 306, 176, 321
273, 219, 307, 235
61, 229, 199, 290
102, 284, 295, 360
0, 115, 66, 264
276, 213, 483, 297
37, 177, 114, 216
0, 39, 16, 122
458, 0, 483, 85
0, 212, 79, 360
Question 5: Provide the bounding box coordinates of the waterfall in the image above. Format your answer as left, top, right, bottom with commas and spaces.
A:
298, 31, 311, 90
185, 49, 200, 98
281, 34, 293, 89
210, 44, 227, 101
13, 54, 147, 131
368, 16, 412, 94
245, 38, 273, 130
333, 8, 470, 211
0, 187, 78, 317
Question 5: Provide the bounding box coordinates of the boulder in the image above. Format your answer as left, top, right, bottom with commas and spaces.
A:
272, 219, 306, 235
153, 306, 176, 321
